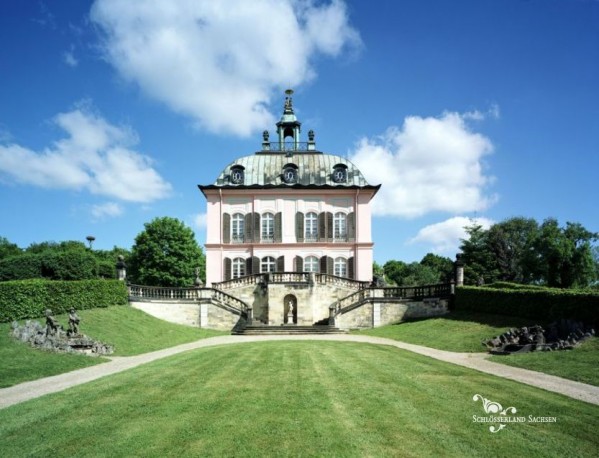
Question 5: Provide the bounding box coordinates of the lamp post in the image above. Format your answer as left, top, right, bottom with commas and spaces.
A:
86, 235, 95, 250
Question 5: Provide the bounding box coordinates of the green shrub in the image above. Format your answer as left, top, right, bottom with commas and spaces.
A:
0, 279, 128, 322
0, 253, 43, 280
40, 251, 98, 280
455, 286, 599, 327
98, 260, 116, 279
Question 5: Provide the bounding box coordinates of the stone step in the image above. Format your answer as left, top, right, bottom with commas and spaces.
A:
233, 325, 347, 335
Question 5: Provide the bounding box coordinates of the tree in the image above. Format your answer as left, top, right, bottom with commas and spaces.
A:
0, 236, 21, 260
129, 217, 205, 287
486, 217, 540, 283
420, 253, 454, 283
459, 223, 498, 285
383, 260, 440, 286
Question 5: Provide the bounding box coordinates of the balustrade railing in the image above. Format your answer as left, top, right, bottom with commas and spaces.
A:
268, 272, 310, 283
128, 284, 202, 302
262, 141, 311, 152
315, 274, 368, 290
213, 274, 266, 290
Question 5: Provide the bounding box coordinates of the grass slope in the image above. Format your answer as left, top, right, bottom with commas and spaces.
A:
0, 306, 224, 387
0, 341, 597, 457
489, 337, 599, 386
355, 311, 533, 352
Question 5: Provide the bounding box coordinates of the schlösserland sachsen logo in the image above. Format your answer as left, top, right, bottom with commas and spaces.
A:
472, 394, 557, 433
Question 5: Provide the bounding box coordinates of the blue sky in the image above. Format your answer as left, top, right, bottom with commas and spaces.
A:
0, 0, 597, 264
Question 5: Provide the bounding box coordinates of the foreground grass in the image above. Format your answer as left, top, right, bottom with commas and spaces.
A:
356, 311, 533, 352
0, 322, 106, 388
490, 337, 599, 387
0, 341, 597, 457
0, 306, 224, 387
71, 306, 225, 356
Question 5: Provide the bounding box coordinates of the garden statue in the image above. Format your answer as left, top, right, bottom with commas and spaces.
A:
68, 308, 80, 336
45, 309, 60, 336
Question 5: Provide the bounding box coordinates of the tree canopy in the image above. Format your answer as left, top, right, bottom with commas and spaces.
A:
459, 217, 598, 288
129, 217, 205, 287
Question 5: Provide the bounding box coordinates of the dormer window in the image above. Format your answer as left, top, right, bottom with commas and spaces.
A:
282, 163, 298, 184
230, 166, 245, 185
332, 164, 348, 183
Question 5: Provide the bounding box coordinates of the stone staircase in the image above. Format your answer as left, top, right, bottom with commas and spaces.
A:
233, 324, 347, 335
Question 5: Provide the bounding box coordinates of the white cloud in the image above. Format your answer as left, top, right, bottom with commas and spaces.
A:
91, 202, 124, 220
63, 48, 79, 67
90, 0, 361, 136
349, 111, 497, 218
409, 216, 495, 256
0, 106, 172, 202
193, 212, 207, 230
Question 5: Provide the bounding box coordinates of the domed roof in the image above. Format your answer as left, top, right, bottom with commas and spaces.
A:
199, 91, 380, 194
211, 152, 372, 188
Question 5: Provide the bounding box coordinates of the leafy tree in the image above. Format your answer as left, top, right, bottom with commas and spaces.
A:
486, 217, 540, 283
459, 223, 498, 285
129, 217, 205, 287
420, 253, 454, 282
0, 236, 21, 260
383, 260, 440, 286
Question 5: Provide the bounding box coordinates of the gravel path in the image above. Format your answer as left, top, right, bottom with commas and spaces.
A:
1, 334, 598, 410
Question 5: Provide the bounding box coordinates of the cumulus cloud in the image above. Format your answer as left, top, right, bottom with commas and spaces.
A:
349, 111, 497, 218
409, 216, 495, 256
90, 0, 361, 136
0, 106, 172, 202
91, 202, 124, 220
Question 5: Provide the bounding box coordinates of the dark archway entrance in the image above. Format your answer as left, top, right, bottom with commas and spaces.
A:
283, 294, 297, 324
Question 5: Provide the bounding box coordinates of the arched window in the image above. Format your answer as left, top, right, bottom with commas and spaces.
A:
261, 256, 276, 273
261, 212, 274, 242
232, 257, 246, 279
232, 213, 244, 243
304, 256, 319, 273
305, 212, 318, 242
334, 257, 347, 277
334, 212, 347, 241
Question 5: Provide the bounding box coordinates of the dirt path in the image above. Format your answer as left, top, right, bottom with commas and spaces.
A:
1, 334, 598, 410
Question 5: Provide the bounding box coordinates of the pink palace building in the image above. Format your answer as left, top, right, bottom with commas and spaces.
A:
199, 92, 380, 288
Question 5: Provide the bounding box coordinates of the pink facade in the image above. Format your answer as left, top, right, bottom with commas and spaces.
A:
199, 93, 379, 286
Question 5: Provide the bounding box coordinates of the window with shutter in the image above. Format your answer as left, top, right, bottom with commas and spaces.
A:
232, 213, 244, 243
223, 213, 231, 244
326, 212, 333, 241
318, 213, 326, 242
274, 212, 282, 243
348, 257, 355, 279
348, 212, 356, 242
296, 212, 304, 243
304, 256, 319, 273
232, 257, 246, 278
244, 213, 253, 242
277, 255, 285, 272
253, 213, 260, 243
224, 257, 232, 281
295, 255, 303, 272
305, 212, 318, 242
334, 257, 347, 277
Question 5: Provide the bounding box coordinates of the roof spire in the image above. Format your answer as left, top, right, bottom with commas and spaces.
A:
283, 88, 294, 114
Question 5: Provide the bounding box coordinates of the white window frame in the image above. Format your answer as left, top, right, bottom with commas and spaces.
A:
232, 257, 246, 279
334, 212, 347, 241
334, 257, 347, 277
261, 256, 276, 273
305, 212, 318, 242
232, 213, 245, 243
304, 256, 319, 273
262, 212, 274, 243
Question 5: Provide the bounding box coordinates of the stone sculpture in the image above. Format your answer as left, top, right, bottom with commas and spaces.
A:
68, 308, 80, 336
483, 319, 595, 355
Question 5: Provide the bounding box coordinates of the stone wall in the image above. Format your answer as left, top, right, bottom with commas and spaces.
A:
200, 301, 247, 331
335, 298, 449, 330
131, 301, 200, 327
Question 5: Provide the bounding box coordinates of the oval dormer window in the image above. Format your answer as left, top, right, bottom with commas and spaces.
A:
230, 166, 245, 185
282, 163, 298, 184
332, 164, 348, 183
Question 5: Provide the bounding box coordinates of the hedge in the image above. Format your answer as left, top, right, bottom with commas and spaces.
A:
0, 279, 128, 322
455, 285, 599, 328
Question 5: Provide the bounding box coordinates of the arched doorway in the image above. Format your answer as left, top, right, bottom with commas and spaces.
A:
283, 294, 297, 324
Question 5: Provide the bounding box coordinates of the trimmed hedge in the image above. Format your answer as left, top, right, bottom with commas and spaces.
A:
455, 285, 599, 328
0, 279, 128, 322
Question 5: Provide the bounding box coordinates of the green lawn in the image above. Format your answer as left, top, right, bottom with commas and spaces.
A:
355, 311, 534, 352
355, 311, 599, 386
0, 341, 597, 457
489, 337, 599, 386
0, 306, 224, 387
